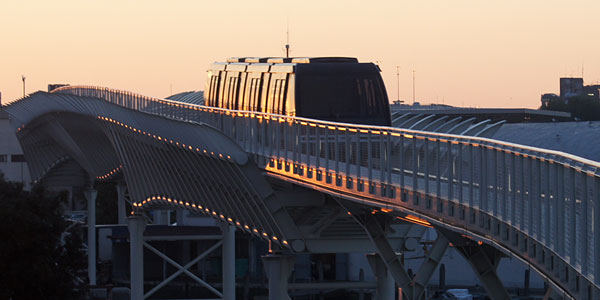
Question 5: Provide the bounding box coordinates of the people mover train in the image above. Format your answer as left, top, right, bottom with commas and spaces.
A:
205, 57, 391, 126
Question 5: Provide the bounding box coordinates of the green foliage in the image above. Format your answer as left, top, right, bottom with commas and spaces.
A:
0, 175, 86, 300
542, 95, 600, 121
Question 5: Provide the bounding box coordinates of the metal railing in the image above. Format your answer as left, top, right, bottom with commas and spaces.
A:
53, 85, 600, 293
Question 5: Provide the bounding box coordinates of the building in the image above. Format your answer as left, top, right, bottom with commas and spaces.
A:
540, 93, 560, 108
0, 107, 31, 188
542, 77, 600, 107
559, 77, 584, 99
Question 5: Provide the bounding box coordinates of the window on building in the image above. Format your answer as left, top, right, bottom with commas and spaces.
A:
0, 155, 7, 163
11, 154, 25, 162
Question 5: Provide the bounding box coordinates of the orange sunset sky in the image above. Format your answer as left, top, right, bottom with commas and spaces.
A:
1, 0, 599, 108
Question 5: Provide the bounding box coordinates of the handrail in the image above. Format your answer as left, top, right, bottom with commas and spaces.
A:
49, 85, 600, 175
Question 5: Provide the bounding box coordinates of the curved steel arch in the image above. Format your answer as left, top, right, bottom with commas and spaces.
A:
4, 91, 291, 246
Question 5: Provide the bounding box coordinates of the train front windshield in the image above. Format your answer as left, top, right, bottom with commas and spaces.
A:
296, 64, 391, 126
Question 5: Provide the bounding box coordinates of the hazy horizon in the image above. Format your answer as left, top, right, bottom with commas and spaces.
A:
1, 0, 599, 108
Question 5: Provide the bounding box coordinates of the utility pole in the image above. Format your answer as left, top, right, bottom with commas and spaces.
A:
396, 66, 401, 102
412, 70, 416, 105
21, 75, 26, 97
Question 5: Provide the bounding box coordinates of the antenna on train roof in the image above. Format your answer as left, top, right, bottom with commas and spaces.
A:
285, 18, 290, 58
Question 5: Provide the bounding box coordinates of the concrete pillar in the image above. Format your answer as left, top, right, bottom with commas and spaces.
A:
84, 189, 97, 286
248, 238, 257, 277
116, 183, 127, 224
367, 254, 395, 300
221, 224, 236, 300
153, 210, 170, 225
176, 209, 185, 225
128, 215, 147, 300
262, 254, 295, 300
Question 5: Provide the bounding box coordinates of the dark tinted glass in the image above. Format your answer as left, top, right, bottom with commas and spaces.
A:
296, 72, 388, 124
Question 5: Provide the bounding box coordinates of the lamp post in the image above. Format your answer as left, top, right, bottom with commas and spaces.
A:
412, 70, 416, 105
396, 66, 401, 102
21, 75, 26, 97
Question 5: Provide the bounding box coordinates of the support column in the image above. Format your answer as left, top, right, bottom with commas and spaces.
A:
262, 254, 295, 300
221, 224, 235, 300
440, 229, 510, 300
84, 189, 97, 286
367, 254, 395, 300
153, 210, 170, 225
129, 215, 147, 300
116, 183, 127, 224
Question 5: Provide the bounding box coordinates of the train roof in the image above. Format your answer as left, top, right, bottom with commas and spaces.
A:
210, 57, 373, 74
223, 57, 359, 64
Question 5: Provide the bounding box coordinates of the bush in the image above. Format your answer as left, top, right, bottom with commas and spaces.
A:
0, 175, 86, 300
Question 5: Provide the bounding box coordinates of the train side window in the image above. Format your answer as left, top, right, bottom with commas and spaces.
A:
228, 76, 239, 110
211, 75, 220, 107
273, 79, 282, 114
254, 78, 262, 111
260, 73, 271, 113
247, 78, 255, 110
217, 71, 226, 107
238, 73, 247, 110
285, 73, 295, 116
278, 79, 287, 115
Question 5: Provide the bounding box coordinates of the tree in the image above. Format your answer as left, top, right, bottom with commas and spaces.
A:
0, 174, 86, 300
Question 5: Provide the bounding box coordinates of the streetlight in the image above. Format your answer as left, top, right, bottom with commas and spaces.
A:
21, 75, 26, 97
412, 70, 416, 105
396, 66, 401, 102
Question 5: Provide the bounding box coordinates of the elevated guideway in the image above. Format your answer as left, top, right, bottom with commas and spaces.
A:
3, 86, 599, 299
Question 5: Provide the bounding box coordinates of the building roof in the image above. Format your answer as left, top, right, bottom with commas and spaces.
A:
492, 121, 600, 162
166, 91, 204, 105
390, 106, 571, 123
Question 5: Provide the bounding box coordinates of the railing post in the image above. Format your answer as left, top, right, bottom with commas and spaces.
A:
425, 138, 430, 196
595, 177, 600, 285
501, 150, 507, 222
447, 141, 453, 202
457, 141, 463, 204
413, 137, 418, 193
436, 139, 441, 198
469, 143, 474, 208
400, 135, 405, 189
569, 167, 577, 267
544, 160, 551, 247
480, 146, 487, 214
582, 173, 589, 276
520, 155, 526, 231
492, 147, 497, 217
557, 164, 565, 257
528, 157, 534, 239
510, 152, 516, 226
